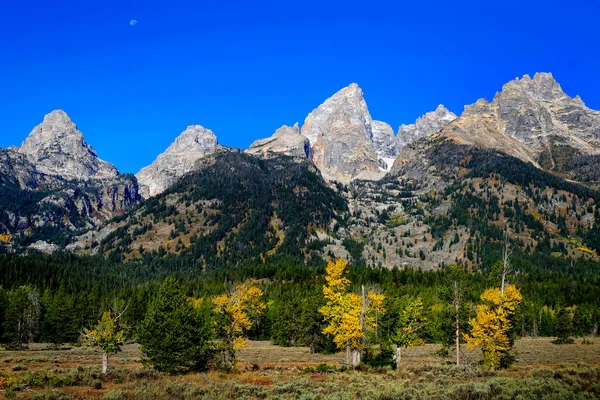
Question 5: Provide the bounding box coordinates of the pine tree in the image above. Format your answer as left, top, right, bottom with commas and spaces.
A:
41, 287, 77, 347
553, 306, 574, 344
3, 286, 41, 349
138, 277, 213, 374
297, 294, 327, 354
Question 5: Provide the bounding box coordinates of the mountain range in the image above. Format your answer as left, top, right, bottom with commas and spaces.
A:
2, 72, 600, 270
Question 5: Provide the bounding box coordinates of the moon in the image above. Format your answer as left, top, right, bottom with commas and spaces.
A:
130, 19, 138, 26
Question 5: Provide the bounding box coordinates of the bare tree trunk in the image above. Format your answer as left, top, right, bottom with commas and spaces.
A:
375, 310, 379, 340
360, 285, 366, 331
395, 346, 401, 370
346, 345, 351, 365
351, 348, 361, 367
501, 231, 511, 296
102, 353, 109, 374
355, 285, 366, 368
452, 279, 461, 366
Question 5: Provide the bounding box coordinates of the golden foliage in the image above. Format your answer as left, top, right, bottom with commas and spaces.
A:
319, 259, 385, 352
82, 311, 125, 355
464, 284, 523, 369
0, 375, 18, 389
213, 280, 266, 350
0, 234, 12, 244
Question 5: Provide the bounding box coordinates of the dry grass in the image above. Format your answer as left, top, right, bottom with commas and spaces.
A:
1, 338, 599, 399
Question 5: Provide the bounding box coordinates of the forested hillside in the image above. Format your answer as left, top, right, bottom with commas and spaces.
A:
88, 152, 347, 268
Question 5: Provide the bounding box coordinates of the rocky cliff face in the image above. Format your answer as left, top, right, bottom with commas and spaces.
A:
136, 125, 221, 198
19, 110, 118, 180
246, 123, 310, 159
371, 121, 397, 170
434, 73, 600, 171
397, 105, 457, 149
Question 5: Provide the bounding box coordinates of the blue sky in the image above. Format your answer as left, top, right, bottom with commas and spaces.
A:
1, 0, 599, 173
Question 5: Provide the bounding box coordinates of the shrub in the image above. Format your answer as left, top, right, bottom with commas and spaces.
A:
315, 363, 337, 373
102, 390, 127, 400
363, 343, 395, 369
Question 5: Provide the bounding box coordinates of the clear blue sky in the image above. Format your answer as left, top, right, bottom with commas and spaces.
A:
1, 0, 599, 173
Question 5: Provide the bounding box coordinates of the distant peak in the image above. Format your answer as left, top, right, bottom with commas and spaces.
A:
176, 125, 217, 141
182, 124, 211, 133
333, 82, 363, 97
498, 72, 567, 102
533, 72, 555, 81
433, 105, 455, 117
42, 109, 74, 126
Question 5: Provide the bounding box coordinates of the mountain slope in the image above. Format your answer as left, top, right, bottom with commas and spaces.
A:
83, 152, 347, 268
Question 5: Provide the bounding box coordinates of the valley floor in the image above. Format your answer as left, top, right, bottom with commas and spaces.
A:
1, 338, 599, 399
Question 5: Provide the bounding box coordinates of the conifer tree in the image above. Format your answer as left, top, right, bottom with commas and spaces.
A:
42, 287, 77, 347
138, 277, 213, 373
552, 306, 574, 344
3, 286, 41, 349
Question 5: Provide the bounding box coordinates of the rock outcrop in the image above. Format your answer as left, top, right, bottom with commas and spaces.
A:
300, 83, 382, 182
19, 110, 118, 180
397, 105, 457, 149
246, 123, 310, 159
136, 125, 221, 198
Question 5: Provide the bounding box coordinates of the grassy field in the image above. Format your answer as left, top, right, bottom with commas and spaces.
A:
1, 338, 599, 399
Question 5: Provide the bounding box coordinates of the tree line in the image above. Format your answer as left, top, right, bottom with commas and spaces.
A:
1, 251, 597, 373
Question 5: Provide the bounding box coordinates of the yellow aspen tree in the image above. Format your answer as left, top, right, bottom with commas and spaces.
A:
464, 284, 522, 369
319, 259, 385, 367
83, 311, 125, 374
213, 279, 265, 368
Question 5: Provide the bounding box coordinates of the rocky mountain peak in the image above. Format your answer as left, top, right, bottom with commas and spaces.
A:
497, 72, 569, 104
42, 109, 74, 126
300, 83, 380, 182
301, 83, 371, 145
430, 72, 600, 170
246, 123, 310, 159
135, 125, 221, 198
19, 110, 118, 180
397, 105, 457, 149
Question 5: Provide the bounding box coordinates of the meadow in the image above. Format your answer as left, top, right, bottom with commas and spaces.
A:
1, 338, 599, 399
